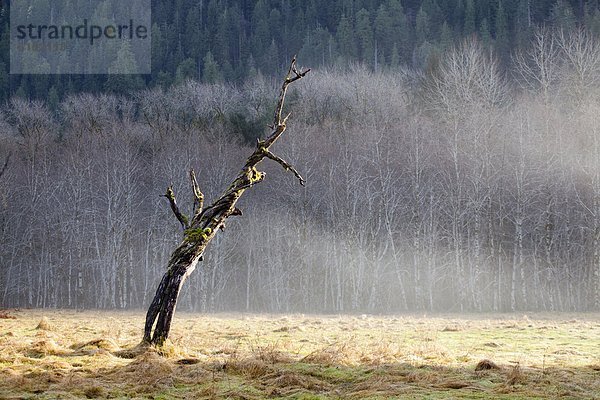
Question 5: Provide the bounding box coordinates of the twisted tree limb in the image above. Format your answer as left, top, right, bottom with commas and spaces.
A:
261, 147, 305, 186
142, 57, 309, 346
189, 169, 204, 218
163, 186, 189, 229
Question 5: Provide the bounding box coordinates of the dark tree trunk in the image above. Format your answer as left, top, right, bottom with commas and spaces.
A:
143, 244, 202, 344
143, 58, 309, 346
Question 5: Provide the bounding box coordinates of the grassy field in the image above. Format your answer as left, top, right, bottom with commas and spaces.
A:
0, 310, 598, 399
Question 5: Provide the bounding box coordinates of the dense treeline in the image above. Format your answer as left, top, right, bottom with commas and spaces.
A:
1, 30, 600, 312
2, 0, 600, 101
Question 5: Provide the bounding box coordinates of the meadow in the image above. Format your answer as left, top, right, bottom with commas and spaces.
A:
0, 310, 598, 399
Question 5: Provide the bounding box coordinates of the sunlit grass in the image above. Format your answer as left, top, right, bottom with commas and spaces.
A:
0, 310, 598, 399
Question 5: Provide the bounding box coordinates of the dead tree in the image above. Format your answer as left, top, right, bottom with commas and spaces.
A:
143, 58, 310, 346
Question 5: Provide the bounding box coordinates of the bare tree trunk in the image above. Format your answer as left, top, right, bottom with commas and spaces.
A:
142, 58, 309, 346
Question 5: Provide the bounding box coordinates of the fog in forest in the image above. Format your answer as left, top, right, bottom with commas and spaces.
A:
2, 31, 600, 313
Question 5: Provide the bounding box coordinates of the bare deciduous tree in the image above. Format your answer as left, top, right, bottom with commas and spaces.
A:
558, 28, 600, 102
514, 28, 562, 100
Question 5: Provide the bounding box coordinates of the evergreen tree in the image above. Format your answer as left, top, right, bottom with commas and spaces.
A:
14, 85, 27, 99
31, 76, 51, 99
0, 22, 9, 67
263, 39, 280, 73
440, 21, 454, 50
390, 44, 400, 68
108, 41, 140, 74
247, 54, 259, 80
105, 41, 145, 93
375, 4, 394, 65
454, 0, 466, 33
175, 58, 197, 84
155, 71, 173, 88
479, 18, 492, 47
171, 42, 186, 76
291, 8, 307, 53
356, 9, 374, 66
584, 1, 600, 35
151, 23, 168, 84
413, 40, 437, 71
251, 0, 271, 60
516, 0, 533, 48
202, 51, 222, 84
495, 1, 509, 59
300, 27, 335, 67
215, 9, 232, 67
269, 8, 283, 48
416, 7, 431, 45
475, 0, 493, 27
421, 0, 444, 39
387, 0, 411, 60
550, 0, 577, 31
0, 62, 8, 102
47, 86, 59, 112
184, 4, 204, 61
336, 15, 356, 61
464, 0, 476, 35
228, 4, 246, 70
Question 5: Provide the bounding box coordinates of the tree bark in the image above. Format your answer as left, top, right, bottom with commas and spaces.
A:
143, 58, 309, 346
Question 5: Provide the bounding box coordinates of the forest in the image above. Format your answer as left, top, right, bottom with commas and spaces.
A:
2, 0, 600, 100
2, 24, 600, 312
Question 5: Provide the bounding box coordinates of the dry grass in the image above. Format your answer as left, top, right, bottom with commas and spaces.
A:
0, 310, 599, 399
35, 316, 54, 331
0, 309, 16, 319
475, 359, 501, 371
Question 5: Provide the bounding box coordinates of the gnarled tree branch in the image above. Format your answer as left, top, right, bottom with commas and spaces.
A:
189, 169, 204, 218
261, 147, 305, 186
163, 186, 189, 229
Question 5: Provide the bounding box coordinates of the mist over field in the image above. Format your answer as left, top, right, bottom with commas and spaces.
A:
1, 30, 600, 313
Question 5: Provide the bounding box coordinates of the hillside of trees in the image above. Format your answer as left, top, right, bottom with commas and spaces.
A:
2, 28, 600, 312
2, 0, 600, 101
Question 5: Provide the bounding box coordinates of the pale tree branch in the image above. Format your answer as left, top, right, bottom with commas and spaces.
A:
261, 148, 305, 186
163, 186, 189, 229
189, 169, 204, 217
266, 56, 310, 147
